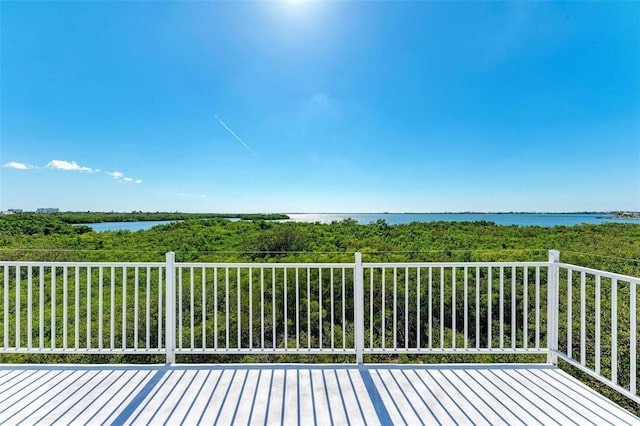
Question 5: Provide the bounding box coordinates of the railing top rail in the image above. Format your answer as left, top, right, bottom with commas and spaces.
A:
363, 261, 550, 268
557, 262, 640, 283
175, 261, 355, 268
0, 261, 166, 268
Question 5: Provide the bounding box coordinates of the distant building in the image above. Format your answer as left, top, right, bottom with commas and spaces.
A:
36, 208, 59, 214
6, 209, 23, 214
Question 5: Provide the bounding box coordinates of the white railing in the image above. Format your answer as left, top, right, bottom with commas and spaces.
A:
553, 259, 639, 405
1, 261, 167, 355
0, 251, 638, 404
362, 261, 550, 355
172, 260, 357, 357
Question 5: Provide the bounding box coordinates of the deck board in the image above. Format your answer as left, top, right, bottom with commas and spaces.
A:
0, 364, 637, 425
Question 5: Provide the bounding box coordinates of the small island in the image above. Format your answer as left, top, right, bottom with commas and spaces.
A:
613, 211, 640, 220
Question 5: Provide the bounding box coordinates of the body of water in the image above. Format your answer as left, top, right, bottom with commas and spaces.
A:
80, 213, 637, 232
286, 213, 639, 227
80, 220, 178, 232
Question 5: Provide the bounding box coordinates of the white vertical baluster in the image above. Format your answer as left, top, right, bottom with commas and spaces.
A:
190, 267, 195, 349
595, 274, 601, 374
250, 267, 253, 349
354, 253, 364, 363
369, 268, 374, 350
75, 267, 80, 349
523, 266, 528, 350
236, 266, 242, 349
229, 268, 231, 352
535, 266, 540, 350
511, 266, 516, 349
630, 280, 637, 396
62, 266, 69, 349
295, 268, 299, 350
405, 267, 409, 350
98, 267, 102, 350
394, 267, 398, 349
28, 266, 32, 349
330, 267, 334, 350
428, 267, 432, 350
440, 267, 444, 349
464, 266, 468, 350
612, 278, 618, 385
214, 268, 219, 350
261, 268, 265, 350
452, 267, 456, 349
476, 267, 480, 350
135, 267, 139, 350
3, 265, 8, 349
122, 266, 127, 349
158, 267, 163, 350
147, 267, 151, 350
547, 250, 560, 365
110, 267, 115, 350
382, 268, 386, 350
272, 268, 275, 350
580, 271, 586, 366
51, 267, 56, 349
178, 267, 183, 350
40, 266, 45, 349
567, 269, 572, 358
417, 267, 421, 349
499, 266, 503, 350
342, 268, 346, 350
165, 252, 175, 364
284, 267, 288, 349
487, 267, 492, 349
319, 268, 323, 349
308, 268, 312, 349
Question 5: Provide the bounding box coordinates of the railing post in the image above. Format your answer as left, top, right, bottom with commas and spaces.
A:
354, 252, 364, 364
547, 250, 560, 365
165, 252, 176, 365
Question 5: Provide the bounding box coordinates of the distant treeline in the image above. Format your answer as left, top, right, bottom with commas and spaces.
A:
38, 211, 288, 224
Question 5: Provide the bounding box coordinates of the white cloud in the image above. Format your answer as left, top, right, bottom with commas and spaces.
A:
46, 160, 93, 172
3, 161, 35, 170
106, 171, 142, 184
106, 171, 124, 179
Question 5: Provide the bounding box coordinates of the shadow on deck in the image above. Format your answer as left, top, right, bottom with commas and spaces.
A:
0, 363, 638, 425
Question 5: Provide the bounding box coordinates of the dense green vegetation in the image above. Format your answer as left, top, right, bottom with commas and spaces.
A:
0, 213, 638, 413
1, 213, 638, 270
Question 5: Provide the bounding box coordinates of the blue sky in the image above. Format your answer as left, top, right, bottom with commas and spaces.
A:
1, 1, 639, 213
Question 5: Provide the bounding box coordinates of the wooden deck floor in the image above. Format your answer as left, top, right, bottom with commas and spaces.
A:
0, 363, 637, 425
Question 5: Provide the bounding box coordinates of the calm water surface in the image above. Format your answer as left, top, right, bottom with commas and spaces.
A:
82, 220, 178, 232
286, 213, 638, 227
83, 213, 637, 232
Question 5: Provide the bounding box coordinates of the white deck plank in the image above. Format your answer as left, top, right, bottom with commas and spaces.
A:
309, 368, 330, 425
298, 369, 315, 425
438, 368, 509, 425
89, 370, 157, 425
265, 367, 285, 425
466, 368, 548, 425
0, 364, 637, 426
247, 369, 271, 425
188, 369, 228, 424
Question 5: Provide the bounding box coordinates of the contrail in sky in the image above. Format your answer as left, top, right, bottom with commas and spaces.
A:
215, 115, 257, 157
